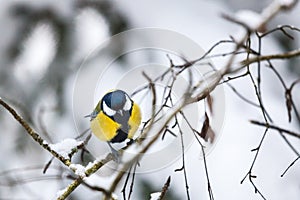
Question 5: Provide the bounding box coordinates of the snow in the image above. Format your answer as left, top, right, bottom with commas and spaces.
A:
74, 7, 109, 61
111, 193, 118, 200
150, 192, 161, 200
70, 164, 86, 177
14, 22, 57, 83
84, 154, 107, 171
49, 138, 83, 159
235, 10, 263, 30
85, 161, 95, 170
278, 0, 295, 6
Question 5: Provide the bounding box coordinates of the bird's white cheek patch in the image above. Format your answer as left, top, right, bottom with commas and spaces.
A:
103, 101, 116, 116
123, 96, 132, 111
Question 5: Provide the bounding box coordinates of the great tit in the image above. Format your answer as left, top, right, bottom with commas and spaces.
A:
87, 89, 141, 160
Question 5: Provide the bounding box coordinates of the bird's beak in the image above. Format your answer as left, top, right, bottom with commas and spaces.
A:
84, 114, 91, 118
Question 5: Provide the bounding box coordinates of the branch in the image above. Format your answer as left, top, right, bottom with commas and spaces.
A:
221, 0, 299, 78
281, 156, 300, 177
240, 128, 269, 200
241, 49, 300, 66
0, 98, 71, 167
0, 97, 108, 200
158, 176, 171, 200
105, 100, 187, 200
250, 120, 300, 139
57, 154, 114, 200
175, 116, 191, 200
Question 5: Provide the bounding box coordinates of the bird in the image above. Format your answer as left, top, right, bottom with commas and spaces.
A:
86, 89, 141, 161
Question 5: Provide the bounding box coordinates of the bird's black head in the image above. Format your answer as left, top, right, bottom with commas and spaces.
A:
103, 90, 127, 111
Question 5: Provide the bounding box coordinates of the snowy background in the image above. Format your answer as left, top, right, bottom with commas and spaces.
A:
0, 0, 299, 199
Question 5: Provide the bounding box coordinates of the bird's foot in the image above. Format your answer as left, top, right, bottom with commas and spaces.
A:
110, 148, 121, 163
107, 142, 121, 163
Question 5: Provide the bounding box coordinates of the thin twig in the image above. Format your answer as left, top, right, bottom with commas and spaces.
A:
37, 105, 55, 143
66, 175, 110, 196
241, 49, 300, 67
281, 156, 300, 177
250, 120, 300, 139
240, 128, 269, 200
201, 145, 214, 200
260, 25, 300, 38
121, 165, 133, 200
181, 108, 215, 200
0, 98, 71, 166
128, 162, 138, 200
57, 153, 114, 200
174, 116, 191, 200
158, 176, 171, 200
105, 101, 187, 200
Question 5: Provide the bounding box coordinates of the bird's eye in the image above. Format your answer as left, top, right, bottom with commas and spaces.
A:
103, 101, 116, 116
123, 95, 132, 111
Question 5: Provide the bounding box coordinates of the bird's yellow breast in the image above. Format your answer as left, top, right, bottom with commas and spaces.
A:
90, 111, 121, 141
90, 102, 141, 142
128, 103, 141, 139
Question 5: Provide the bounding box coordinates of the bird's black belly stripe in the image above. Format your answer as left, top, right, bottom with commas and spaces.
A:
110, 129, 128, 143
110, 108, 132, 143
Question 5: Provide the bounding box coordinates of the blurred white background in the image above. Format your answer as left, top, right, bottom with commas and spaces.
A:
0, 0, 299, 199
